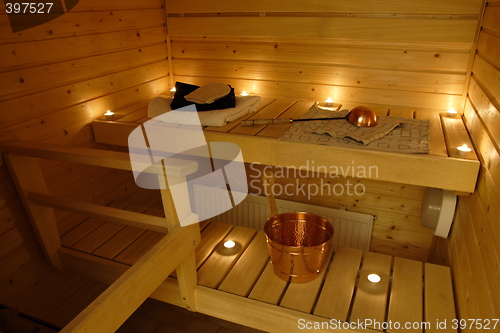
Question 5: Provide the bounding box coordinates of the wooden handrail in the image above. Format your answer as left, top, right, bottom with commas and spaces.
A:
28, 192, 170, 233
0, 140, 198, 177
59, 223, 200, 333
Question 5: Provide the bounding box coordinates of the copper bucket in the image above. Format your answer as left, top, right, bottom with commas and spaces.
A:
264, 212, 334, 283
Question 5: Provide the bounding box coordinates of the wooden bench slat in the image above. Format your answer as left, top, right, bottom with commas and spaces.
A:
90, 204, 154, 260
195, 221, 234, 268
248, 260, 288, 305
424, 263, 457, 333
415, 110, 448, 157
314, 246, 363, 321
387, 257, 424, 332
71, 203, 159, 254
197, 226, 257, 288
218, 231, 269, 296
440, 114, 477, 160
388, 107, 415, 119
257, 100, 315, 138
229, 99, 297, 135
114, 230, 165, 265
204, 96, 277, 133
350, 251, 392, 327
279, 246, 334, 313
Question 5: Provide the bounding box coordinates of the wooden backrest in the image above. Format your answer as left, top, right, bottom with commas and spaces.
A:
165, 0, 484, 111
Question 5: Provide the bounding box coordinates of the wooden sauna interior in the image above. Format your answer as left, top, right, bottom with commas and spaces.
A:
0, 0, 499, 332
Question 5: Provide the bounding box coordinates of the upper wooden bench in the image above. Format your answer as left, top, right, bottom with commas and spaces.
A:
92, 97, 480, 193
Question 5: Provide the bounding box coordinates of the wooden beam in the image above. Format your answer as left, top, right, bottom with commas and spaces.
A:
27, 192, 170, 233
4, 154, 62, 269
0, 141, 198, 178
59, 223, 200, 333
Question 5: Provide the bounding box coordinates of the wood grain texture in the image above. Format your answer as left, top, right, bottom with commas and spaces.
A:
166, 0, 483, 14
168, 17, 478, 43
314, 247, 363, 321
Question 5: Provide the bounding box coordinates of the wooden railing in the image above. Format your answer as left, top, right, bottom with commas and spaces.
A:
0, 140, 201, 333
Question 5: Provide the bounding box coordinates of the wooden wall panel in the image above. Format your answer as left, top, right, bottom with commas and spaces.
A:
166, 0, 482, 111
0, 0, 168, 285
168, 17, 478, 43
447, 1, 500, 326
166, 0, 483, 14
245, 163, 433, 261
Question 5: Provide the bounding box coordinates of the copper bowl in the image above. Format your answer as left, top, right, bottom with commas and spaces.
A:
348, 106, 378, 127
264, 212, 334, 283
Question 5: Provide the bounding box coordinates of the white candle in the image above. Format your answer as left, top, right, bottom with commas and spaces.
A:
170, 87, 176, 96
447, 108, 458, 117
325, 97, 334, 106
224, 240, 236, 249
456, 144, 472, 156
240, 91, 249, 96
367, 273, 381, 283
104, 110, 114, 119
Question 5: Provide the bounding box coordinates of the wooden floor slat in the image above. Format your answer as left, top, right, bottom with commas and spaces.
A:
387, 257, 423, 332
314, 246, 363, 321
218, 231, 269, 297
349, 251, 393, 328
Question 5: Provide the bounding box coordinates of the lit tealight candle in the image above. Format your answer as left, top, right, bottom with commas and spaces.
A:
223, 240, 236, 249
240, 91, 249, 96
170, 87, 176, 96
104, 110, 114, 120
457, 144, 472, 156
325, 97, 334, 106
367, 273, 381, 283
447, 108, 458, 117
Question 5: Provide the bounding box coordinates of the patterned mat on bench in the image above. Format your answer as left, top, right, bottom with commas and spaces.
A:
279, 104, 430, 154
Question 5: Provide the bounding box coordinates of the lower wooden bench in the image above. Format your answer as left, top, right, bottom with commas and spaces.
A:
61, 219, 457, 333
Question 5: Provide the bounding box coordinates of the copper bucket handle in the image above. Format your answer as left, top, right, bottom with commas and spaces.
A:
263, 170, 279, 218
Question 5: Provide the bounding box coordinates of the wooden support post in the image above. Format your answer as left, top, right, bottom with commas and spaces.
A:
60, 223, 200, 333
4, 154, 62, 269
159, 161, 199, 311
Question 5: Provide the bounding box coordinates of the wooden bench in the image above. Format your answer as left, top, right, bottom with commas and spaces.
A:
59, 215, 458, 333
92, 97, 480, 194
0, 140, 458, 333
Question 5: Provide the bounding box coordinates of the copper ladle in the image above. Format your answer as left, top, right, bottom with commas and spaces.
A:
241, 106, 378, 127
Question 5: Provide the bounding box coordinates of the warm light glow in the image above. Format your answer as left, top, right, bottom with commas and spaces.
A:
447, 108, 458, 117
457, 144, 472, 155
104, 110, 114, 119
325, 97, 334, 105
224, 240, 236, 249
367, 273, 381, 283
240, 91, 249, 96
170, 87, 176, 92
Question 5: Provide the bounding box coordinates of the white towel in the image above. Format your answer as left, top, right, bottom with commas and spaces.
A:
148, 95, 262, 127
